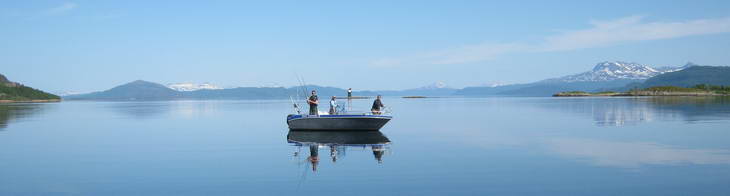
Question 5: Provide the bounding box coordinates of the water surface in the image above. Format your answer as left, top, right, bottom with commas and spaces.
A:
1, 97, 729, 195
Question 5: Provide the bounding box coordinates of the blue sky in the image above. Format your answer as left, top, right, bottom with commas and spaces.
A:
2, 0, 730, 92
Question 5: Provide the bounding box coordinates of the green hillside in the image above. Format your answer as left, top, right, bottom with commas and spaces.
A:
640, 66, 730, 88
0, 74, 60, 101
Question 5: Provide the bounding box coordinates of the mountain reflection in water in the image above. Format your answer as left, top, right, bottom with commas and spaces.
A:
0, 103, 49, 130
287, 130, 391, 172
543, 97, 730, 126
2, 99, 730, 195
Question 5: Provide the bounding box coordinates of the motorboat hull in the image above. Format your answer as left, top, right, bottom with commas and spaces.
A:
287, 114, 392, 131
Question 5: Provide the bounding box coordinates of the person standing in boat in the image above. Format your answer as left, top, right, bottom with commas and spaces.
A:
371, 95, 385, 115
308, 90, 319, 116
329, 96, 337, 114
347, 88, 353, 111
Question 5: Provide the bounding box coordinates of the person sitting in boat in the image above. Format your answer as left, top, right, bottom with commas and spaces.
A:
371, 95, 385, 115
329, 96, 338, 114
308, 90, 319, 116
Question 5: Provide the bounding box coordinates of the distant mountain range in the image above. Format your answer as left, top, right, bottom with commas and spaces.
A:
62, 61, 729, 100
64, 80, 183, 100
545, 61, 689, 82
358, 82, 458, 97
0, 74, 60, 102
64, 80, 456, 100
456, 61, 700, 96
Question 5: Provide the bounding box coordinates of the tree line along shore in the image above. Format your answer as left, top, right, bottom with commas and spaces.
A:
0, 74, 60, 103
554, 85, 730, 97
0, 84, 61, 103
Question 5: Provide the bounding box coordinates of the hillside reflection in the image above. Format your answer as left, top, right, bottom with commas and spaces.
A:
546, 138, 730, 168
103, 102, 172, 119
546, 97, 730, 126
0, 103, 49, 130
103, 101, 222, 119
287, 130, 391, 172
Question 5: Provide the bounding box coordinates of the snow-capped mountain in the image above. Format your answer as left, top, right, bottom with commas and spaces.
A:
418, 81, 449, 89
547, 61, 692, 82
167, 83, 223, 91
55, 91, 86, 96
481, 81, 509, 88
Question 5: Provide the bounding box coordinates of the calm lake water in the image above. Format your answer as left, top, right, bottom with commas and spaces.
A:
1, 97, 730, 195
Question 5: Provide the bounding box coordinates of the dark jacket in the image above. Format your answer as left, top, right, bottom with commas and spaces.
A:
371, 99, 384, 110
308, 95, 318, 106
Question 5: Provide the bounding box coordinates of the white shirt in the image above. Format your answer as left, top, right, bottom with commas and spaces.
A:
330, 100, 337, 108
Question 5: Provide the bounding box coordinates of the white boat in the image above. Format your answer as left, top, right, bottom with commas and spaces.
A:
286, 114, 392, 131
286, 96, 392, 131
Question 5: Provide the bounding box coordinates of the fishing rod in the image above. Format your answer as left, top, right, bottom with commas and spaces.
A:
295, 74, 302, 98
294, 73, 309, 110
290, 96, 301, 114
297, 154, 310, 190
295, 74, 309, 102
300, 76, 309, 100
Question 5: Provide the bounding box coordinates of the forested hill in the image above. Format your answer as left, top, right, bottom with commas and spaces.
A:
638, 66, 730, 88
0, 74, 61, 102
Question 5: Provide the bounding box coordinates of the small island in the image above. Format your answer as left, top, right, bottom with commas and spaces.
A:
554, 85, 730, 97
0, 74, 60, 103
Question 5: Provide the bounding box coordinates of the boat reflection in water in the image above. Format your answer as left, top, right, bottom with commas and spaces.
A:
287, 130, 391, 172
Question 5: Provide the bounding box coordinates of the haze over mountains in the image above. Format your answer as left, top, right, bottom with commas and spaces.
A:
62, 61, 729, 100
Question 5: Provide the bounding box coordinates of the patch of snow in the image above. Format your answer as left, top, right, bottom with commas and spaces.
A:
167, 82, 223, 91
419, 81, 448, 89
482, 81, 509, 87
55, 91, 86, 96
